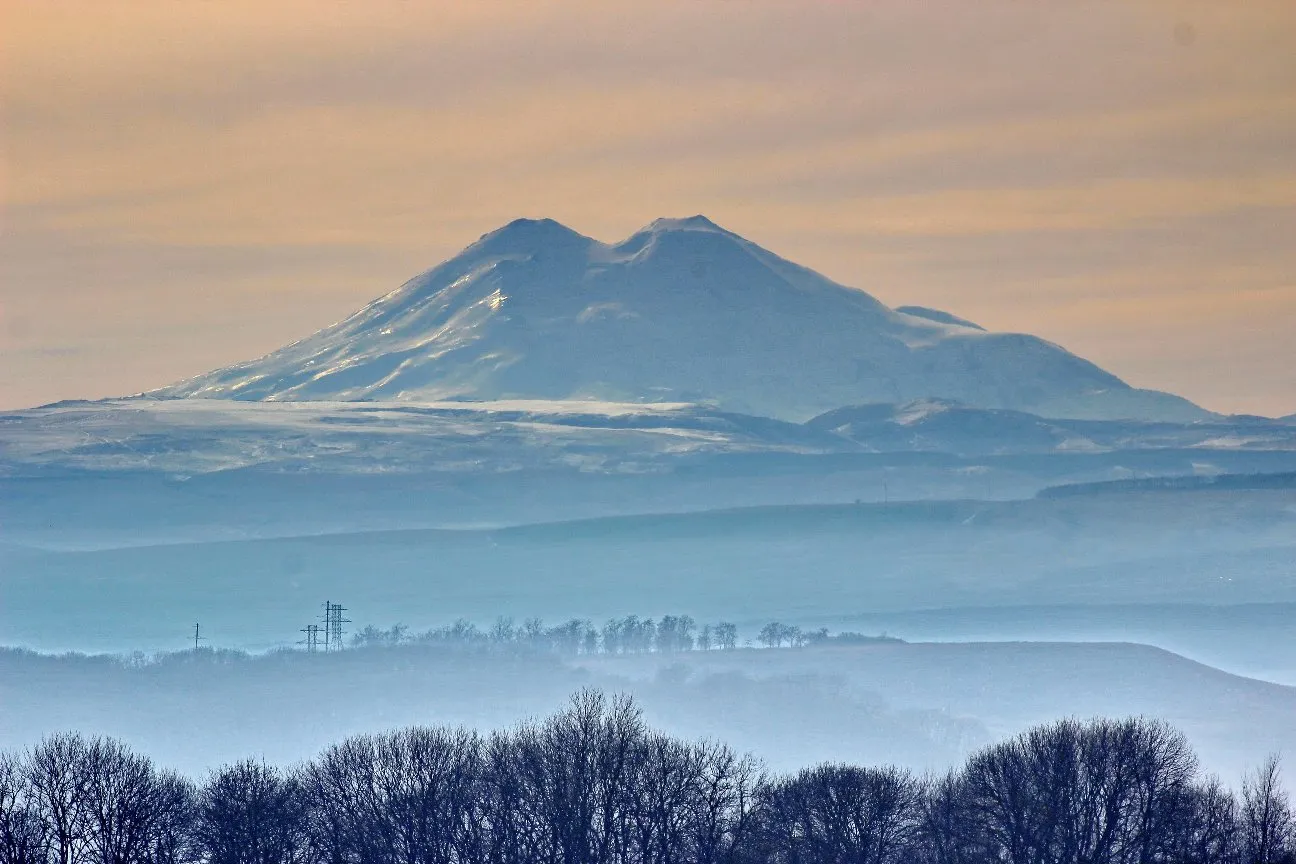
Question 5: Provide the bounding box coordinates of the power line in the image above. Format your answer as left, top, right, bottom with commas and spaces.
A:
193, 623, 204, 651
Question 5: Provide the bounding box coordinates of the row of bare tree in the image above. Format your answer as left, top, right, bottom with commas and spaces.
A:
2, 692, 1292, 864
353, 616, 898, 655
353, 616, 742, 654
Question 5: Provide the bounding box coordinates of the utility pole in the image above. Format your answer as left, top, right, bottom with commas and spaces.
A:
193, 623, 204, 651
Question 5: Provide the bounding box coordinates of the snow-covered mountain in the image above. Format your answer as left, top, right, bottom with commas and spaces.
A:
153, 216, 1206, 422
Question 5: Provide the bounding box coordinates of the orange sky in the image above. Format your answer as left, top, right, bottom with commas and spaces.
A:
2, 0, 1293, 414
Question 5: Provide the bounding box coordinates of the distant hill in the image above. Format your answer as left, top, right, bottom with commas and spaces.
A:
4, 484, 1293, 652
1038, 471, 1296, 498
808, 399, 1296, 456
150, 215, 1207, 422
809, 399, 1082, 455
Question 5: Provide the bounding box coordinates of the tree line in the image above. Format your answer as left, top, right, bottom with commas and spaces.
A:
2, 691, 1292, 864
349, 616, 900, 654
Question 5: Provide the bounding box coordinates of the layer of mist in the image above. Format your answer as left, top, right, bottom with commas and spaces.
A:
4, 639, 1292, 782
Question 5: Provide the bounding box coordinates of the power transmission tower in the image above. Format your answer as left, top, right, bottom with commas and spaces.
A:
324, 601, 350, 652
193, 623, 204, 651
299, 624, 322, 653
330, 602, 348, 651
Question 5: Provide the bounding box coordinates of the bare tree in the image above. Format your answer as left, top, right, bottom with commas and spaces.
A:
682, 741, 763, 864
958, 717, 1200, 864
657, 617, 696, 654
78, 737, 192, 864
1157, 776, 1239, 864
12, 698, 1283, 864
351, 625, 408, 648
194, 760, 305, 864
0, 751, 46, 864
913, 772, 991, 864
139, 772, 192, 864
490, 617, 517, 648
753, 764, 923, 864
602, 619, 626, 656
522, 618, 547, 651
1242, 756, 1294, 864
25, 733, 91, 864
757, 623, 784, 649
303, 727, 483, 864
547, 620, 591, 656
713, 624, 738, 652
697, 626, 713, 652
630, 619, 657, 654
484, 689, 649, 864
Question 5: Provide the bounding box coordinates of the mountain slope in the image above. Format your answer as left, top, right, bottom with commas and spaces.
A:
153, 216, 1206, 422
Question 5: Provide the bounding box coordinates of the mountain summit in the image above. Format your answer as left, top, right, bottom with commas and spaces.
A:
153, 217, 1205, 421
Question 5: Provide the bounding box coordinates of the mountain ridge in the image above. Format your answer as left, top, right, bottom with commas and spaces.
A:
152, 216, 1209, 422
